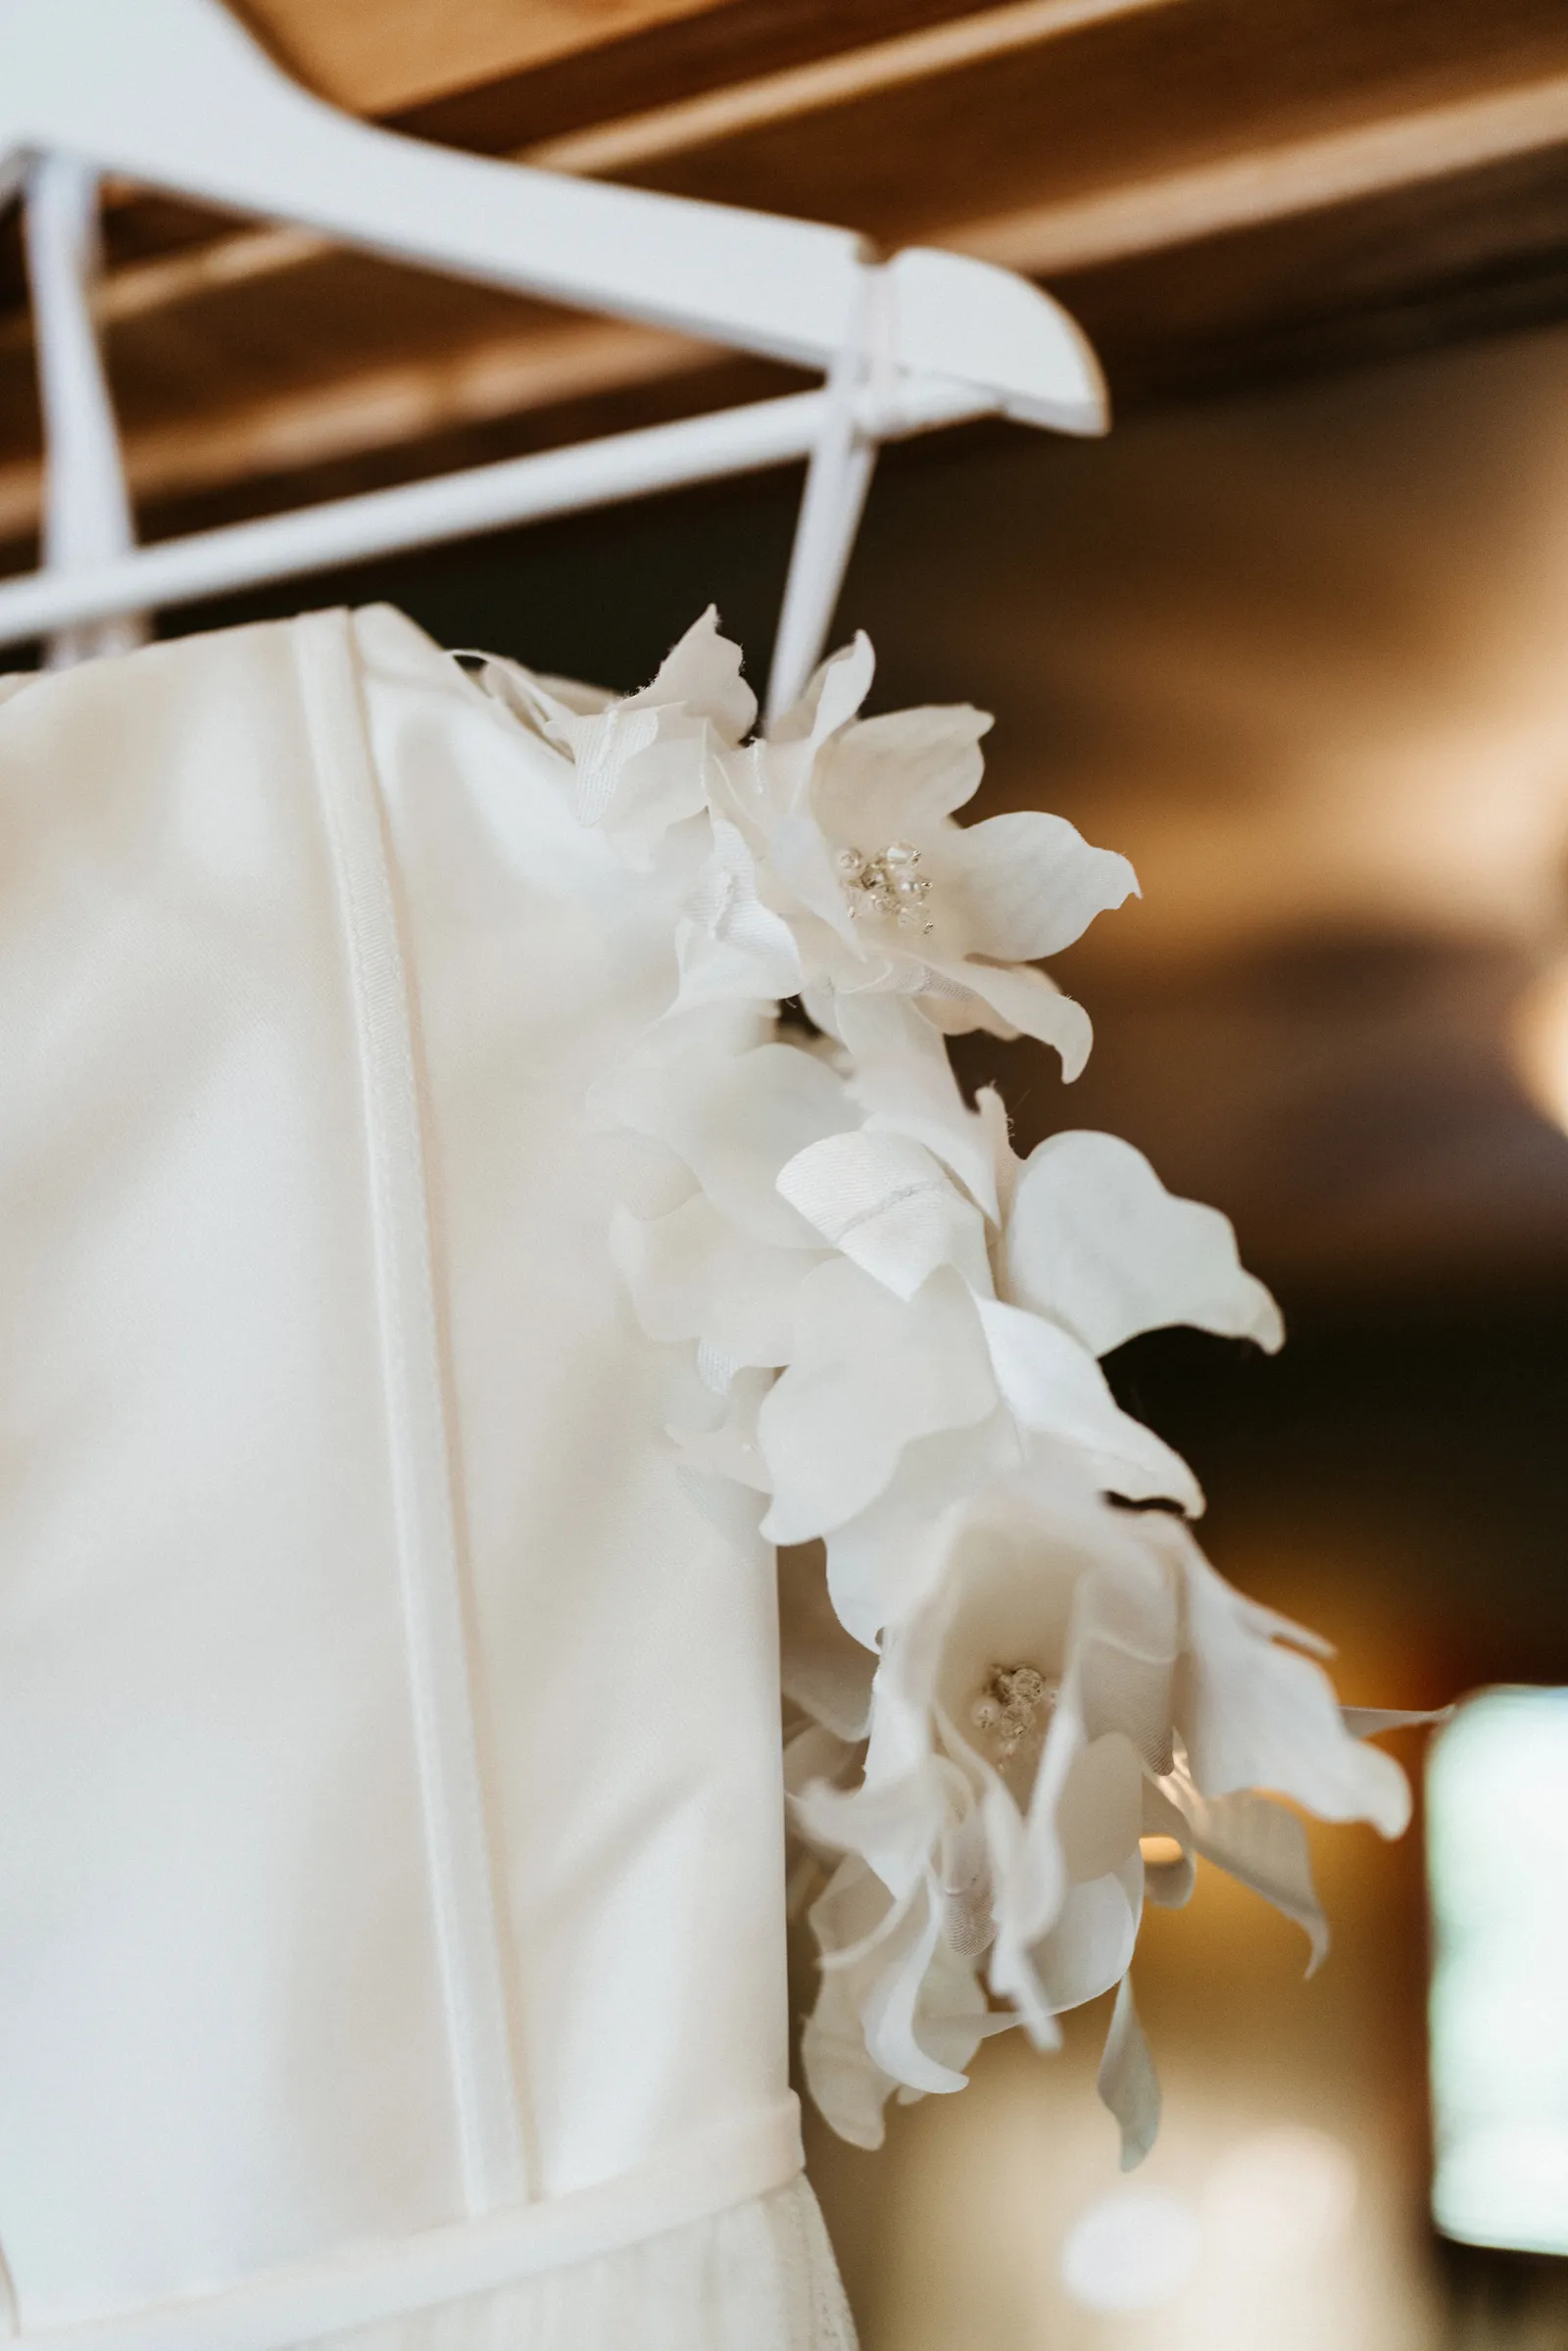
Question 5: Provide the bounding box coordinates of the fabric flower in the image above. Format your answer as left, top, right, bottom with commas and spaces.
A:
730, 632, 1139, 1071
765, 1066, 1281, 1641
605, 1004, 1269, 1651
481, 610, 1137, 1069
476, 607, 755, 866
461, 609, 1433, 2172
795, 1467, 1412, 2160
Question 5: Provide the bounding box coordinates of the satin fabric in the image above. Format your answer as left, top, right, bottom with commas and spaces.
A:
294, 2180, 854, 2351
0, 610, 811, 2343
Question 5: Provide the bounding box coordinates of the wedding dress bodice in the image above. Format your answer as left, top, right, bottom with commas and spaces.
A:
0, 608, 840, 2347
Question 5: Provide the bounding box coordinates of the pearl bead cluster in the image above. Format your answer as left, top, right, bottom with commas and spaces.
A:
835, 840, 934, 933
969, 1663, 1051, 1764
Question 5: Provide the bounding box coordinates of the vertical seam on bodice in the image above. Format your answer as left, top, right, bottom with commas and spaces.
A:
294, 609, 529, 2215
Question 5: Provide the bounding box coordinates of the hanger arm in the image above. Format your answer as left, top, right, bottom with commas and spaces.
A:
0, 0, 1105, 426
0, 375, 987, 653
23, 154, 150, 664
0, 0, 861, 367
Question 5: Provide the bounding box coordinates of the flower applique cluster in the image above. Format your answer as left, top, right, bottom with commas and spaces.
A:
471, 610, 1422, 2168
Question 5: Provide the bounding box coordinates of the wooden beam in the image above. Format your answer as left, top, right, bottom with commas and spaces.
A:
21, 0, 1171, 355
36, 221, 323, 337
522, 0, 1177, 176
386, 0, 1021, 155
238, 0, 735, 120
0, 317, 717, 542
950, 68, 1568, 274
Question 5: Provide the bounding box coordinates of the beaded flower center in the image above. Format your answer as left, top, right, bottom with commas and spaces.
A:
969, 1662, 1053, 1765
836, 840, 934, 934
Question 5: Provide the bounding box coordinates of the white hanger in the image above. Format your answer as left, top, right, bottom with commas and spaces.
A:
0, 0, 1107, 696
22, 153, 149, 667
764, 267, 891, 722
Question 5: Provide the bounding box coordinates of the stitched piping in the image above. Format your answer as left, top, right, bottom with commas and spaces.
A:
296, 610, 527, 2215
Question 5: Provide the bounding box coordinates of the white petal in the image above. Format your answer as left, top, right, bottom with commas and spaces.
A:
1057, 1732, 1145, 1884
767, 632, 875, 749
811, 705, 991, 844
802, 1985, 895, 2150
526, 696, 728, 862
1026, 1855, 1143, 2014
675, 817, 802, 1007
977, 1086, 1018, 1221
785, 1720, 859, 1810
1098, 1974, 1161, 2171
914, 1940, 1014, 2080
1140, 1781, 1198, 1908
957, 810, 1139, 960
470, 654, 612, 733
599, 1129, 698, 1221
1167, 1774, 1329, 1972
626, 605, 756, 741
974, 1298, 1204, 1512
1014, 1638, 1092, 1938
760, 1264, 999, 1542
562, 704, 668, 830
1072, 1544, 1180, 1777
780, 1543, 876, 1739
990, 1515, 1176, 1968
803, 1857, 900, 2149
834, 992, 1000, 1220
673, 1464, 768, 1550
798, 1758, 959, 1901
778, 1130, 994, 1301
770, 634, 883, 808
669, 1366, 773, 1493
769, 808, 863, 939
928, 957, 1095, 1076
517, 611, 754, 857
825, 1416, 1023, 1648
608, 1042, 855, 1249
862, 1892, 969, 2095
611, 1197, 809, 1366
1006, 1130, 1284, 1357
1174, 1534, 1411, 1836
803, 1849, 1006, 2133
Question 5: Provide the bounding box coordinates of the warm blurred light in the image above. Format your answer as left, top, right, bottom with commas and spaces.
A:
1059, 2185, 1200, 2312
1511, 963, 1568, 1133
1204, 2126, 1358, 2264
1428, 1688, 1568, 2253
1140, 1834, 1186, 1867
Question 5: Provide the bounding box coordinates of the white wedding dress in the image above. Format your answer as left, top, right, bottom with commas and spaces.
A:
0, 600, 1411, 2349
0, 608, 852, 2349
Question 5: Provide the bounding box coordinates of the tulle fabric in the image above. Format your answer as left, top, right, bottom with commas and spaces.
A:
294, 2180, 856, 2351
